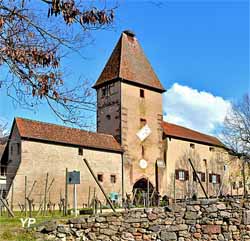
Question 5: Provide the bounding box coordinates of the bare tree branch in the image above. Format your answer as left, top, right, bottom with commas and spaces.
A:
0, 0, 116, 127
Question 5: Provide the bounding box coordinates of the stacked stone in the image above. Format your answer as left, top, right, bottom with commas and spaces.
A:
34, 199, 250, 241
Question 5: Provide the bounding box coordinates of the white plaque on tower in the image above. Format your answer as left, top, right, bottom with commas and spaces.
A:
136, 124, 151, 142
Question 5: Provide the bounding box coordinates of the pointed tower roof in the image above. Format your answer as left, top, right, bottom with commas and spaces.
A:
93, 30, 165, 93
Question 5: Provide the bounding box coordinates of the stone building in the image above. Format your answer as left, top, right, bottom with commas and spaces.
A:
0, 30, 241, 209
1, 118, 123, 209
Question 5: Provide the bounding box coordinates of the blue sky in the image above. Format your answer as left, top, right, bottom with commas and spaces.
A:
0, 0, 249, 134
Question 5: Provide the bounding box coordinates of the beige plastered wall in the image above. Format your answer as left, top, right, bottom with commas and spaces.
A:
7, 140, 122, 210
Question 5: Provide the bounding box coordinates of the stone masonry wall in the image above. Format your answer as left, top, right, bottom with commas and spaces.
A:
35, 199, 250, 241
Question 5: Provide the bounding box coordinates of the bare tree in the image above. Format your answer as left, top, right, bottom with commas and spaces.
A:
0, 0, 116, 126
0, 119, 8, 138
222, 94, 250, 197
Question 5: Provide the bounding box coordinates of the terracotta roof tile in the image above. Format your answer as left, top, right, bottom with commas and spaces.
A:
15, 118, 123, 153
162, 121, 225, 148
93, 31, 165, 92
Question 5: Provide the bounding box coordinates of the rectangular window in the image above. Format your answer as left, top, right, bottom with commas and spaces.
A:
78, 148, 83, 156
239, 181, 243, 188
209, 174, 220, 184
175, 169, 188, 181
140, 89, 145, 98
190, 143, 195, 149
101, 85, 111, 97
193, 172, 205, 182
97, 174, 103, 182
140, 118, 147, 128
110, 175, 116, 183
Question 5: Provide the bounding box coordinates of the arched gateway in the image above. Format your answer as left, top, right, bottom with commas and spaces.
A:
132, 178, 156, 206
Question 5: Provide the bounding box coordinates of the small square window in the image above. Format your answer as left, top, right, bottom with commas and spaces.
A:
190, 143, 195, 149
140, 89, 145, 98
209, 147, 215, 152
106, 114, 111, 120
97, 174, 103, 182
110, 175, 116, 183
78, 148, 83, 156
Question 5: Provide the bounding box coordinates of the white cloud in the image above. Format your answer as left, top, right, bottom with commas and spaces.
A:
163, 83, 231, 135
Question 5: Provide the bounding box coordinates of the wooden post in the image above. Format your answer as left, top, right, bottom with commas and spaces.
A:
11, 182, 14, 211
87, 186, 91, 208
64, 168, 68, 216
43, 173, 49, 215
27, 181, 37, 199
24, 176, 27, 217
243, 160, 246, 198
147, 177, 149, 207
36, 178, 54, 217
188, 159, 208, 199
173, 173, 176, 204
0, 198, 15, 217
83, 158, 116, 212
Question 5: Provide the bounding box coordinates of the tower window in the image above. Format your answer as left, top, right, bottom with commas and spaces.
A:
101, 85, 110, 97
141, 145, 145, 157
106, 114, 111, 120
97, 174, 103, 182
140, 89, 145, 98
140, 118, 147, 128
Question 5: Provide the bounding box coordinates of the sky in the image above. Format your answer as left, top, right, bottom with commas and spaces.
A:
0, 0, 249, 136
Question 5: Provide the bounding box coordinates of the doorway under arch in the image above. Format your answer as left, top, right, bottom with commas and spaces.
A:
132, 178, 155, 206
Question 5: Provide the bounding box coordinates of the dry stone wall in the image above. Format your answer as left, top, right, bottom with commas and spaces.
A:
34, 199, 250, 241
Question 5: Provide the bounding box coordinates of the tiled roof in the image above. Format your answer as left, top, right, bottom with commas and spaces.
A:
162, 121, 225, 148
15, 118, 123, 153
93, 30, 165, 92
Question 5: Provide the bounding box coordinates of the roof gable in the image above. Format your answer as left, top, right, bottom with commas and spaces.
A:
15, 118, 123, 153
162, 121, 225, 148
93, 31, 165, 92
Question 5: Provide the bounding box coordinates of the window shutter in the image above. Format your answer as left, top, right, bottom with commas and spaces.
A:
175, 170, 179, 180
201, 172, 206, 182
209, 174, 212, 183
193, 172, 196, 182
217, 175, 221, 184
185, 170, 189, 181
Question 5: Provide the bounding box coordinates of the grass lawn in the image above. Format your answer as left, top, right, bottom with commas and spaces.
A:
0, 211, 71, 241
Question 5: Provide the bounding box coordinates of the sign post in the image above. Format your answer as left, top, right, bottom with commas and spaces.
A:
67, 170, 80, 217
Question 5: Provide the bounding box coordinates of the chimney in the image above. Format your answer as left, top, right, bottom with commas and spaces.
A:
123, 30, 136, 38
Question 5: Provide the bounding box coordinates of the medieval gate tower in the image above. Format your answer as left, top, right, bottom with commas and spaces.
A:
93, 31, 166, 196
